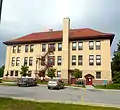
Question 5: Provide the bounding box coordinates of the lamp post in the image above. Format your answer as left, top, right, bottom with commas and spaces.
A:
0, 0, 3, 23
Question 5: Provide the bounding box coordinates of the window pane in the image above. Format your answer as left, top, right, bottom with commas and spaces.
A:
96, 55, 101, 65
96, 72, 101, 79
25, 45, 29, 52
30, 45, 34, 52
16, 57, 20, 66
48, 56, 55, 66
72, 42, 76, 50
29, 57, 33, 66
15, 71, 18, 76
24, 57, 28, 66
13, 46, 16, 53
57, 56, 62, 65
11, 57, 15, 66
78, 41, 83, 50
96, 41, 101, 50
89, 55, 94, 65
58, 43, 62, 51
89, 41, 94, 50
72, 55, 76, 65
42, 44, 46, 52
17, 45, 21, 53
78, 55, 83, 65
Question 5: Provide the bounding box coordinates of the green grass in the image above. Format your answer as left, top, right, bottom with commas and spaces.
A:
94, 83, 120, 89
2, 79, 17, 82
0, 83, 17, 86
0, 97, 119, 110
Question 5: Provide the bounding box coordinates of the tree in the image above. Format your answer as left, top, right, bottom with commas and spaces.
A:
0, 65, 5, 77
73, 69, 82, 80
20, 65, 29, 77
112, 40, 120, 83
47, 67, 56, 79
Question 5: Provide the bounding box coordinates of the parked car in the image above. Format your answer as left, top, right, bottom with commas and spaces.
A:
47, 78, 64, 89
17, 77, 37, 87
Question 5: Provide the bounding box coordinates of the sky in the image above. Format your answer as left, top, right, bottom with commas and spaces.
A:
0, 0, 120, 66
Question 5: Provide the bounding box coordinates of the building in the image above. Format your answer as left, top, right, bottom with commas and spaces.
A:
3, 18, 114, 85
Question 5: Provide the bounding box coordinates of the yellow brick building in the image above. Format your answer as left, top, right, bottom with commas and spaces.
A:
3, 18, 114, 85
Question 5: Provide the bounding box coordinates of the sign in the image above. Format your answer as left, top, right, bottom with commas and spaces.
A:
103, 80, 107, 85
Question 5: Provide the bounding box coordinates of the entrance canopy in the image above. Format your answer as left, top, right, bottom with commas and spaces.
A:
84, 74, 94, 79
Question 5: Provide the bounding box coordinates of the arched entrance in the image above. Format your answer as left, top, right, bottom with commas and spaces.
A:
84, 74, 94, 85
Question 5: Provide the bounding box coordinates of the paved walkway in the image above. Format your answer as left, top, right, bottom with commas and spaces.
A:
85, 85, 95, 89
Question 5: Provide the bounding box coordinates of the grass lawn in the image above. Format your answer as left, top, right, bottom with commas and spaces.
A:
0, 83, 17, 86
0, 97, 119, 110
94, 83, 120, 89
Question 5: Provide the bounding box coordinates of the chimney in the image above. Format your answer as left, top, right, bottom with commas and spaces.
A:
48, 29, 53, 32
62, 17, 70, 43
61, 17, 70, 82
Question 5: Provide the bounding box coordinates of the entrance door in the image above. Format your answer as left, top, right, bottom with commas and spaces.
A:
86, 78, 92, 85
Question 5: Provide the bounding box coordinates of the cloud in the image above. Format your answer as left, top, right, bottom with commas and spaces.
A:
0, 0, 120, 66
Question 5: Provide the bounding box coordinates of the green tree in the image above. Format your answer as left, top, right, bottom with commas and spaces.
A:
112, 40, 120, 83
20, 65, 29, 77
73, 69, 82, 80
0, 65, 5, 77
47, 67, 56, 79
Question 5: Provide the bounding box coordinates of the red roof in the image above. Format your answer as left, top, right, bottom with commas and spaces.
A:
3, 28, 114, 45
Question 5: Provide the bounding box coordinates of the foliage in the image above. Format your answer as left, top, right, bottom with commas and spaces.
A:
20, 65, 29, 77
112, 40, 120, 83
73, 69, 82, 79
94, 83, 120, 89
112, 71, 120, 84
47, 67, 56, 79
0, 65, 5, 77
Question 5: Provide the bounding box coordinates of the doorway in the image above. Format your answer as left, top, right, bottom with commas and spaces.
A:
84, 74, 94, 85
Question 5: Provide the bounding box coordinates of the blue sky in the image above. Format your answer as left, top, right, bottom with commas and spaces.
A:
0, 0, 120, 66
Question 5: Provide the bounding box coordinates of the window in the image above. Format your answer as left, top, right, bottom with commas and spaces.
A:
24, 57, 28, 66
72, 42, 76, 50
48, 56, 55, 66
96, 41, 101, 50
25, 45, 29, 52
89, 55, 94, 65
16, 57, 20, 66
58, 43, 62, 51
17, 45, 21, 53
72, 55, 76, 65
42, 44, 46, 52
29, 57, 33, 66
10, 71, 14, 76
48, 43, 55, 51
30, 45, 34, 52
28, 71, 32, 77
96, 55, 101, 65
78, 41, 83, 50
89, 41, 94, 50
15, 71, 18, 76
96, 72, 101, 79
78, 55, 83, 65
13, 46, 16, 53
11, 57, 15, 66
57, 56, 62, 65
57, 71, 61, 78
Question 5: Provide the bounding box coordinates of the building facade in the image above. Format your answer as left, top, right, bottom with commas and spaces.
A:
3, 18, 114, 85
